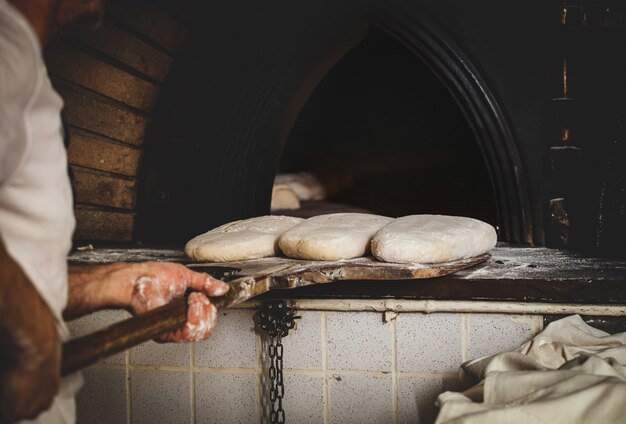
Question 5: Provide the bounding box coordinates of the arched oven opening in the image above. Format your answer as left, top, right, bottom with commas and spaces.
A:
273, 25, 497, 228
135, 12, 534, 246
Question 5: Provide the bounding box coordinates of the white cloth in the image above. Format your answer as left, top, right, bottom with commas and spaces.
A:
435, 315, 626, 424
0, 1, 80, 422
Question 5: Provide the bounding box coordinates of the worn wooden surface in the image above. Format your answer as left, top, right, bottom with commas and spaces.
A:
191, 254, 490, 309
70, 247, 488, 307
69, 244, 626, 303
68, 244, 626, 281
260, 245, 626, 304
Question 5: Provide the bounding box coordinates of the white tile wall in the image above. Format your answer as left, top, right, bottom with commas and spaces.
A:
74, 309, 544, 424
131, 369, 191, 424
131, 340, 191, 367
397, 313, 463, 373
281, 311, 323, 370
327, 311, 392, 371
281, 374, 324, 423
329, 374, 393, 424
196, 309, 257, 369
467, 314, 542, 359
195, 372, 257, 423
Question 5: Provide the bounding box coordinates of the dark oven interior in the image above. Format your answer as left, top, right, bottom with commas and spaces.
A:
273, 28, 497, 225
48, 0, 625, 257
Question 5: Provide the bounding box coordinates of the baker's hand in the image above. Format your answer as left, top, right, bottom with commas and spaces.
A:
126, 263, 229, 342
1, 240, 60, 423
66, 262, 230, 342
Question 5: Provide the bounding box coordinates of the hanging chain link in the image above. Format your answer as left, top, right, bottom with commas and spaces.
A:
258, 301, 299, 424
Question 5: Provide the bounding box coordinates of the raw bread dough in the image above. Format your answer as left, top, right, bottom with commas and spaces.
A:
271, 183, 301, 211
371, 214, 497, 264
274, 172, 326, 201
185, 215, 304, 262
278, 213, 393, 260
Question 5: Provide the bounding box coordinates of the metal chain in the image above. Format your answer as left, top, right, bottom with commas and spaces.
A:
258, 301, 299, 424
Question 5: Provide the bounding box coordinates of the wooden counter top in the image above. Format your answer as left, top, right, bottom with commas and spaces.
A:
69, 243, 626, 305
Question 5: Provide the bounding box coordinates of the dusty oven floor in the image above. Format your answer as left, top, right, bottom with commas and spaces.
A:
69, 243, 626, 305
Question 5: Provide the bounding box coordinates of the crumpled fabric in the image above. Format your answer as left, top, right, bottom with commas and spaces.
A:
435, 315, 626, 424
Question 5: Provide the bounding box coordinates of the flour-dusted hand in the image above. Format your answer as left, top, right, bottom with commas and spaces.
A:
66, 262, 230, 342
126, 263, 229, 342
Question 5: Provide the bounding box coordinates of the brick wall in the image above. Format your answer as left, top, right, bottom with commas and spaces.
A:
45, 0, 190, 241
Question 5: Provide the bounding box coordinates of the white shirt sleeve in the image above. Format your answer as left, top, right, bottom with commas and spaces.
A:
0, 0, 38, 185
0, 0, 75, 322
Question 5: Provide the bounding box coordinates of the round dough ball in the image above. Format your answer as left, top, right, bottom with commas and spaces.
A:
185, 215, 304, 262
274, 172, 326, 201
271, 183, 301, 211
278, 213, 393, 260
371, 215, 497, 264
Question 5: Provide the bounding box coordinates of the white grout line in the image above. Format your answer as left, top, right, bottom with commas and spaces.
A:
321, 311, 329, 424
461, 314, 468, 363
125, 349, 131, 424
90, 361, 459, 378
398, 371, 459, 379
325, 369, 393, 377
391, 314, 398, 424
129, 362, 441, 373
127, 364, 192, 371
281, 368, 326, 376
97, 363, 257, 372
190, 343, 196, 424
192, 367, 258, 374
90, 363, 126, 370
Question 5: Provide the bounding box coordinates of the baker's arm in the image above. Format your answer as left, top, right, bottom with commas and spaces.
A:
64, 262, 229, 342
0, 237, 59, 423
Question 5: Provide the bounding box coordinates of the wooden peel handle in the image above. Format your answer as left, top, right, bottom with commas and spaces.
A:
61, 299, 188, 376
61, 277, 238, 376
